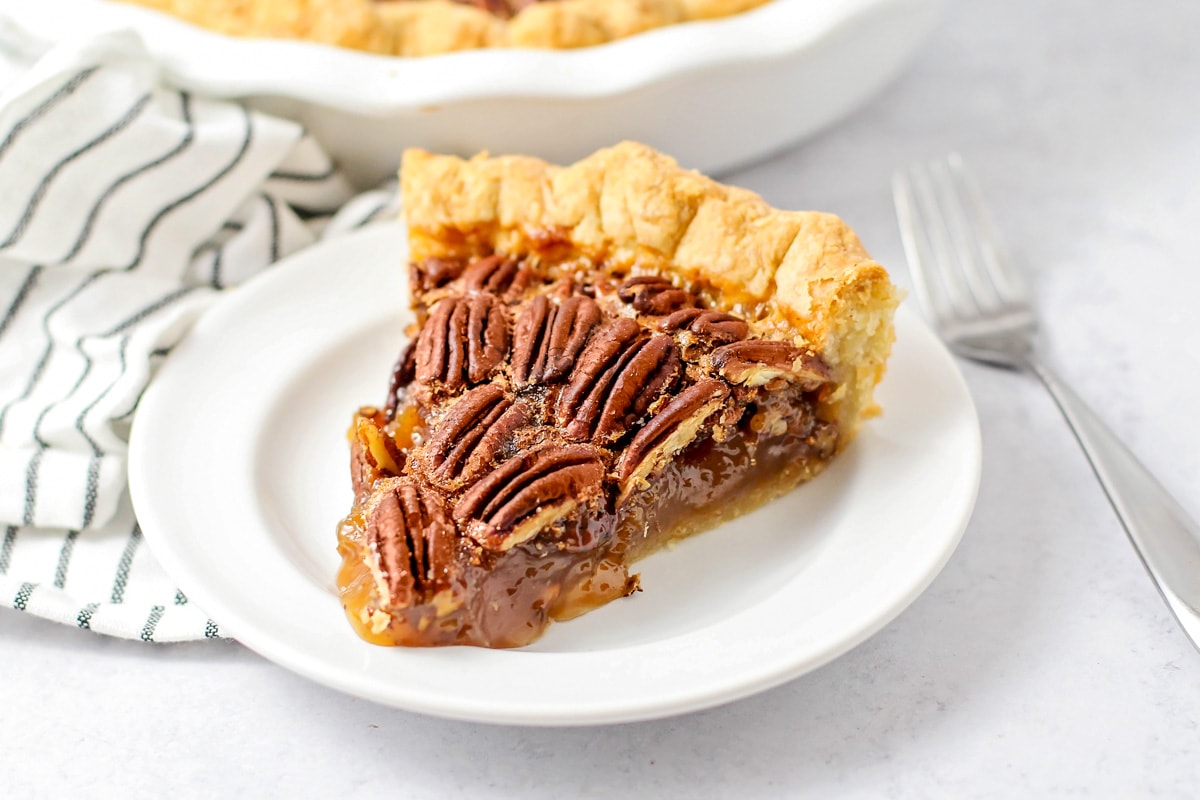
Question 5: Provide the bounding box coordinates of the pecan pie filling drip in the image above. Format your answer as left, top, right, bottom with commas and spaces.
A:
338, 253, 840, 648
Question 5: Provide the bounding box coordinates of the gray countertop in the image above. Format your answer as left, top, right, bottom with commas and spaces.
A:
3, 0, 1199, 796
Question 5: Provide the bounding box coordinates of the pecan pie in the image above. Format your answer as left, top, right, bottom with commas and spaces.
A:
117, 0, 773, 55
338, 142, 899, 647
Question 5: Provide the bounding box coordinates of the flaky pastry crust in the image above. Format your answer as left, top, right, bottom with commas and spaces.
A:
400, 142, 899, 443
115, 0, 773, 56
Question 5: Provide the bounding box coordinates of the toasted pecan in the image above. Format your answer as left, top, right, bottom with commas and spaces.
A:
425, 385, 530, 488
511, 294, 603, 386
557, 319, 681, 443
366, 480, 456, 606
452, 444, 605, 551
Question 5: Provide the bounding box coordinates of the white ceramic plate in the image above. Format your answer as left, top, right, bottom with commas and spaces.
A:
13, 0, 945, 185
128, 223, 980, 726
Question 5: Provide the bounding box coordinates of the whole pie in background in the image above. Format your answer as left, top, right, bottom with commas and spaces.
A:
115, 0, 774, 55
337, 142, 899, 648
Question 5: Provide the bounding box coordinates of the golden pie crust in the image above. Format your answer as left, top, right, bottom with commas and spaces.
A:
337, 142, 899, 648
115, 0, 774, 56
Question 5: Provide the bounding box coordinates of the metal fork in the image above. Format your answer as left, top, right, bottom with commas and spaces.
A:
894, 154, 1200, 651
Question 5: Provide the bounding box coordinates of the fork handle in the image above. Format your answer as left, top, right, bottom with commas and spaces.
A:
1029, 358, 1200, 649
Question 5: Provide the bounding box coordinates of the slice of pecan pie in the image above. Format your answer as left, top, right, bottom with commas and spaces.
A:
337, 142, 899, 647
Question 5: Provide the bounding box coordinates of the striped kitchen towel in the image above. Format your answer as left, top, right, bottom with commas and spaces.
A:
0, 21, 398, 641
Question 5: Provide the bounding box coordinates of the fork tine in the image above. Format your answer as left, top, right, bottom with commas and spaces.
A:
895, 161, 978, 323
929, 156, 1005, 315
945, 153, 1029, 307
893, 166, 955, 326
895, 153, 1038, 366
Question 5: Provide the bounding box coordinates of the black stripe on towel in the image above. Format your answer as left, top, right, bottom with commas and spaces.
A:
111, 286, 200, 336
212, 245, 224, 289
291, 206, 336, 223
12, 581, 35, 611
263, 193, 281, 263
270, 162, 336, 182
53, 529, 80, 589
76, 602, 101, 629
22, 449, 41, 526
0, 67, 99, 163
0, 264, 43, 341
140, 605, 165, 642
0, 93, 153, 249
205, 243, 225, 290
0, 526, 17, 574
110, 523, 142, 604
81, 453, 102, 530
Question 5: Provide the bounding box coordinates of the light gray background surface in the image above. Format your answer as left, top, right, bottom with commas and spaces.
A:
4, 0, 1199, 796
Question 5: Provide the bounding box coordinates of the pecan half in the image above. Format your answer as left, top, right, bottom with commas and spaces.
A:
366, 480, 456, 608
383, 339, 417, 420
617, 378, 731, 495
414, 294, 509, 390
660, 308, 749, 344
711, 340, 832, 389
511, 294, 602, 386
617, 275, 692, 315
424, 385, 530, 488
452, 445, 606, 551
461, 255, 529, 299
557, 319, 681, 443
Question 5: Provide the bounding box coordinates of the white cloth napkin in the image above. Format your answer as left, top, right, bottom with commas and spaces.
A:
0, 21, 398, 641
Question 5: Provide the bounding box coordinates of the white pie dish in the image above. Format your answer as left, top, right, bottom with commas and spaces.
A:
11, 0, 945, 186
